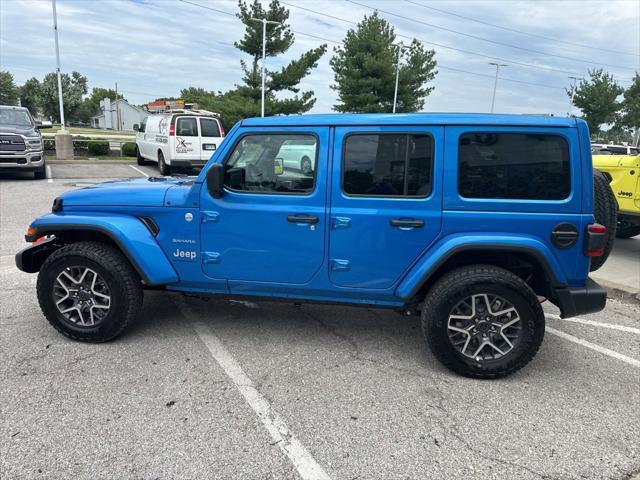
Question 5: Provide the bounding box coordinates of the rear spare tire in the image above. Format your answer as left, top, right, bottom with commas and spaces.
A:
590, 169, 617, 272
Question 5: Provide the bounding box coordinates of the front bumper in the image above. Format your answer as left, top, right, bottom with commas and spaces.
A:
0, 150, 44, 171
553, 278, 607, 318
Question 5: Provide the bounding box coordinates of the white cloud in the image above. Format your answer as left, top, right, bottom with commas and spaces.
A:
1, 0, 638, 116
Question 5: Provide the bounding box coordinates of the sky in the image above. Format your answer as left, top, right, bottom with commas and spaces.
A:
1, 0, 639, 117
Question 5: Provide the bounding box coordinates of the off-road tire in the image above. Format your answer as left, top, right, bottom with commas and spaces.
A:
591, 169, 617, 271
421, 265, 545, 379
158, 150, 170, 176
615, 220, 640, 239
136, 146, 146, 166
37, 241, 143, 342
33, 163, 46, 180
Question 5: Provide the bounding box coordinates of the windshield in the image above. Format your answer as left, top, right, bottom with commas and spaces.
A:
0, 108, 34, 127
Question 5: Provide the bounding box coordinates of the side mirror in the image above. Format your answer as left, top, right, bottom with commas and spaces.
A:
207, 163, 225, 199
274, 158, 284, 175
133, 124, 140, 132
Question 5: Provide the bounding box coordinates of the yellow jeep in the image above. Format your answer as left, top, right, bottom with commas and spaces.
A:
593, 154, 640, 238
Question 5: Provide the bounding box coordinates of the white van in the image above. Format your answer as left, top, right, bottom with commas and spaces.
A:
134, 109, 224, 175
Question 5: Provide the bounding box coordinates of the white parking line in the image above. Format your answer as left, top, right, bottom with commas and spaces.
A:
46, 165, 53, 183
179, 299, 331, 480
546, 326, 640, 368
129, 164, 149, 178
545, 314, 640, 335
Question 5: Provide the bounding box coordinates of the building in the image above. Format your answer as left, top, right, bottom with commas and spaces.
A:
147, 99, 199, 113
91, 98, 148, 131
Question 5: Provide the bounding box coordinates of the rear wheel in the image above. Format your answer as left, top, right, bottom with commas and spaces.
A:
36, 241, 143, 342
158, 150, 170, 176
591, 169, 617, 271
421, 265, 545, 379
300, 156, 312, 175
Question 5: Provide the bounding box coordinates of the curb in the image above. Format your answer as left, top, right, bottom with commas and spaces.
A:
596, 279, 640, 305
47, 159, 136, 165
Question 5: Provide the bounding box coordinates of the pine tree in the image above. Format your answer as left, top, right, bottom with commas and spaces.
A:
330, 12, 437, 113
230, 0, 327, 118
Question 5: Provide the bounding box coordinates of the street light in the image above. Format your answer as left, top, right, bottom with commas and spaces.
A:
392, 43, 405, 114
250, 17, 282, 117
51, 0, 65, 130
489, 62, 508, 113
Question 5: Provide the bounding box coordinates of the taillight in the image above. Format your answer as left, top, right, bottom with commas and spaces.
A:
220, 124, 226, 137
585, 223, 606, 257
169, 124, 175, 136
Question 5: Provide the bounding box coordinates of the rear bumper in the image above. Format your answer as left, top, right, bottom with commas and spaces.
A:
553, 278, 607, 318
0, 151, 44, 171
170, 158, 206, 168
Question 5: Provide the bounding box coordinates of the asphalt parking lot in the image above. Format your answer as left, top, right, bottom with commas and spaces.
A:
1, 163, 639, 480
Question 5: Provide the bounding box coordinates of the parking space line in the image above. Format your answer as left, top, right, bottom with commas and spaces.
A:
180, 300, 332, 480
545, 314, 640, 335
546, 326, 640, 368
129, 165, 149, 178
46, 165, 53, 183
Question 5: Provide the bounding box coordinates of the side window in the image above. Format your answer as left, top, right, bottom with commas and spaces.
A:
343, 134, 433, 197
200, 118, 221, 137
458, 133, 570, 200
140, 117, 147, 133
224, 134, 317, 194
176, 117, 198, 137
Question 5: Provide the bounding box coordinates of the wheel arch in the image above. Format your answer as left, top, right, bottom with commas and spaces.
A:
396, 240, 566, 305
18, 214, 179, 286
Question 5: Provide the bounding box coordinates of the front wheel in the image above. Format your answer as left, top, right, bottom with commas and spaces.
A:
36, 241, 143, 342
136, 146, 146, 166
421, 265, 545, 379
33, 162, 46, 180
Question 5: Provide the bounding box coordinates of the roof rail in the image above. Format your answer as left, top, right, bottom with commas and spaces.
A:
163, 109, 220, 117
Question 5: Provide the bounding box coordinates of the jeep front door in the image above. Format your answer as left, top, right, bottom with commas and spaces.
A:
329, 126, 444, 289
199, 127, 328, 286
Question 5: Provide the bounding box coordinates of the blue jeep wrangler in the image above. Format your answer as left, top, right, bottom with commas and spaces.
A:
16, 114, 610, 378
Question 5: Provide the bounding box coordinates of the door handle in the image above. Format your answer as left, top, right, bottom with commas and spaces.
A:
287, 215, 319, 224
390, 218, 425, 229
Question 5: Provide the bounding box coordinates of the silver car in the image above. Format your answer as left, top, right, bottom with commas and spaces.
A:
0, 106, 50, 179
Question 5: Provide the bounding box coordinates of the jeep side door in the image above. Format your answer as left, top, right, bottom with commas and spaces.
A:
329, 126, 444, 289
199, 127, 328, 286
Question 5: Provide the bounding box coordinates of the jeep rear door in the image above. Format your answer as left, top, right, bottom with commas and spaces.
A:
328, 126, 444, 289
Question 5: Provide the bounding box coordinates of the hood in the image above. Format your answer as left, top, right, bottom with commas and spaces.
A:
60, 177, 193, 207
0, 125, 39, 136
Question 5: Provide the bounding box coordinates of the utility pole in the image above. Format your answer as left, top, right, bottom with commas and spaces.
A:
392, 43, 405, 113
115, 82, 120, 131
52, 0, 65, 130
489, 62, 508, 113
51, 0, 73, 160
249, 17, 281, 117
568, 76, 582, 115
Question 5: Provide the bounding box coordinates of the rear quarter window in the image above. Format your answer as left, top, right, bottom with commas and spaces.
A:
458, 132, 570, 200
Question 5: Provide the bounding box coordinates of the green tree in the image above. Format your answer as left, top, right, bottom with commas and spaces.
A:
330, 11, 437, 113
77, 87, 122, 123
19, 77, 41, 115
40, 71, 88, 123
0, 71, 19, 105
619, 73, 640, 131
568, 69, 623, 135
231, 0, 327, 117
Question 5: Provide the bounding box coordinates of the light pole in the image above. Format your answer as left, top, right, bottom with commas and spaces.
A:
392, 43, 405, 113
52, 0, 65, 130
250, 17, 281, 117
489, 62, 507, 113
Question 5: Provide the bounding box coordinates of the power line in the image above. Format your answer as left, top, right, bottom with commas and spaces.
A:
347, 0, 637, 71
404, 0, 640, 58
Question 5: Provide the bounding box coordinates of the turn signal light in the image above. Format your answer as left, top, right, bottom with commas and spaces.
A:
26, 226, 38, 238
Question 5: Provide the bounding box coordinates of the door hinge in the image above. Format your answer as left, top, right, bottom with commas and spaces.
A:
331, 216, 352, 229
202, 211, 220, 223
330, 259, 350, 272
202, 252, 221, 264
